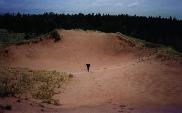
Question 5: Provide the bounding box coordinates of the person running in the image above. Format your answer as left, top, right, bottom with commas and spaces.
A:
86, 64, 90, 72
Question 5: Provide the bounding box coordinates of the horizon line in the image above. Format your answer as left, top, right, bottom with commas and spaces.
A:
0, 11, 181, 20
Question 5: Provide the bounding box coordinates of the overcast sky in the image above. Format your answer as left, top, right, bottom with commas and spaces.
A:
0, 0, 182, 19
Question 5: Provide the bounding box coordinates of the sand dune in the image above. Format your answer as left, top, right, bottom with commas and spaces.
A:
0, 29, 182, 113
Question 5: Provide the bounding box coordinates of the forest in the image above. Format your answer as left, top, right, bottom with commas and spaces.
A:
0, 12, 182, 52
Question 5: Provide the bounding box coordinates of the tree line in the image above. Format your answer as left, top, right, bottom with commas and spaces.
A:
0, 12, 182, 52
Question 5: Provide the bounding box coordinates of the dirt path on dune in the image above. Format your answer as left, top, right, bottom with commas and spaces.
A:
1, 30, 182, 113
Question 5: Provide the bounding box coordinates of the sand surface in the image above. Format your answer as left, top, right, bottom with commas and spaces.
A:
0, 30, 182, 113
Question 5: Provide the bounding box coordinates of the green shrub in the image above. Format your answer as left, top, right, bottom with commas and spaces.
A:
50, 30, 61, 42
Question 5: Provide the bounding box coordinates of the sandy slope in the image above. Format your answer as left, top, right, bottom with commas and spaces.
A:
1, 30, 136, 72
1, 30, 182, 113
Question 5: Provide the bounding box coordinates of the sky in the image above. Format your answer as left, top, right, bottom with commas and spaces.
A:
0, 0, 182, 19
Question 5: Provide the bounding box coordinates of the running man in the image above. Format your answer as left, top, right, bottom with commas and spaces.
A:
86, 64, 91, 72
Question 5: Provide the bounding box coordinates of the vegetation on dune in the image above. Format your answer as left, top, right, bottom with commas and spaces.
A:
0, 29, 61, 45
0, 31, 39, 43
0, 65, 73, 105
0, 33, 25, 43
0, 33, 40, 45
48, 29, 61, 42
117, 33, 162, 48
117, 33, 182, 57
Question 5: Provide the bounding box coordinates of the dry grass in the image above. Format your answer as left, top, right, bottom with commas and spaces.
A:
0, 65, 72, 105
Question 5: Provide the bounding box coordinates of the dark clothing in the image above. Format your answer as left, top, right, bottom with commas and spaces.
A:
86, 64, 90, 72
